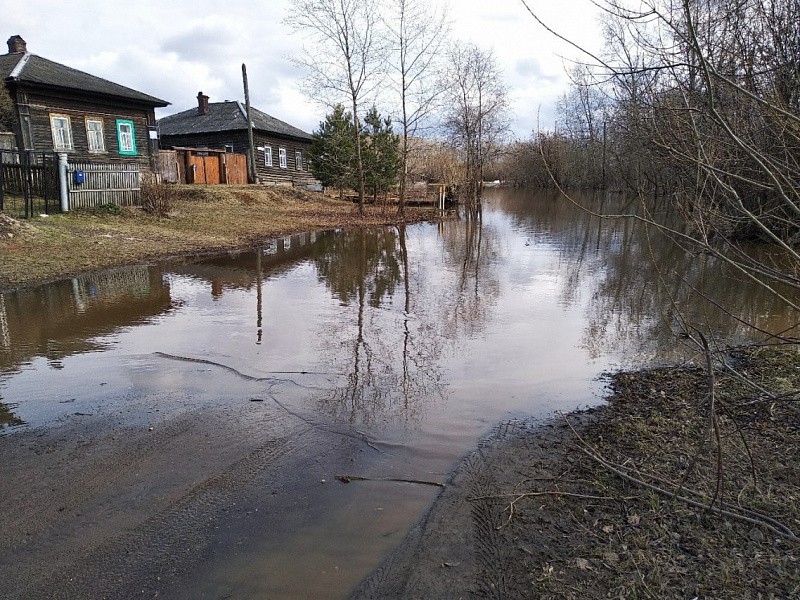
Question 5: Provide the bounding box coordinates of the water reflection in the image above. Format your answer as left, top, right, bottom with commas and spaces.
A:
310, 227, 446, 426
1, 190, 796, 433
0, 265, 174, 428
0, 397, 23, 428
169, 232, 324, 299
499, 189, 799, 362
0, 266, 172, 375
437, 206, 502, 340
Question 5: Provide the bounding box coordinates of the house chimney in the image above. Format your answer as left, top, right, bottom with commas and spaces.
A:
7, 35, 27, 54
197, 91, 209, 115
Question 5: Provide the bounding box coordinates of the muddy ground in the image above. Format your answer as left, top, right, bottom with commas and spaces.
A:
0, 371, 430, 599
353, 345, 800, 599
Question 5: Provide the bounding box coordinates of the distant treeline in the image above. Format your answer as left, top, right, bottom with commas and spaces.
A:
492, 0, 800, 244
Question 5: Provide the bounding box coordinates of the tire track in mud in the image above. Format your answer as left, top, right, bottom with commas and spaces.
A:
7, 422, 314, 600
0, 404, 217, 557
353, 419, 530, 599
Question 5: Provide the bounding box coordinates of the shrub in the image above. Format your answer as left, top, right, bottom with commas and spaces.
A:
140, 181, 177, 217
94, 203, 123, 215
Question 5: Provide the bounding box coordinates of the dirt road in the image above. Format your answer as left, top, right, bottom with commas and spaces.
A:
0, 378, 437, 599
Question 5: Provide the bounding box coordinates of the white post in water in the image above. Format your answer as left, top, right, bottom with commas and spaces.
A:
58, 153, 69, 212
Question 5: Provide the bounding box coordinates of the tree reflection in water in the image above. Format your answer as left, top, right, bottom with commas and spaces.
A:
0, 395, 24, 429
500, 189, 799, 364
310, 209, 502, 428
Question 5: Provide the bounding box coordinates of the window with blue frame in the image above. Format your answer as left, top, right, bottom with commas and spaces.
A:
116, 119, 137, 155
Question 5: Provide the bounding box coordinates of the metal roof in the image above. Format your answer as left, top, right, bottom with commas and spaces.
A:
158, 101, 312, 141
1, 52, 169, 107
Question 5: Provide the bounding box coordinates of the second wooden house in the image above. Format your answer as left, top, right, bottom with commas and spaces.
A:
158, 93, 316, 187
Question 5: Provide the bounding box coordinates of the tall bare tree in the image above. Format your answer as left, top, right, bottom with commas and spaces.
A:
442, 42, 510, 206
383, 0, 449, 215
287, 0, 384, 212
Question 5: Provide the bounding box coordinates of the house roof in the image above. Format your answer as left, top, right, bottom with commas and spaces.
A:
158, 101, 312, 141
1, 52, 169, 107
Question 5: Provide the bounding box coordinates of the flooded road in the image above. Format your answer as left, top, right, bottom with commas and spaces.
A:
0, 189, 794, 598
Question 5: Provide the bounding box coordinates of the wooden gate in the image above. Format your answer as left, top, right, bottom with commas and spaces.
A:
157, 150, 179, 184
170, 148, 248, 185
223, 153, 247, 184
189, 155, 220, 185
0, 150, 60, 218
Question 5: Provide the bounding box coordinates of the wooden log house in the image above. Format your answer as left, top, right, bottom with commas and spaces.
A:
158, 93, 317, 187
0, 35, 169, 172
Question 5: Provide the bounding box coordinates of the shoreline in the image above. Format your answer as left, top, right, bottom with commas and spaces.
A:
352, 345, 799, 599
0, 185, 438, 292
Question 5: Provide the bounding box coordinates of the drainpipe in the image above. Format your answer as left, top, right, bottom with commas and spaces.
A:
58, 152, 69, 212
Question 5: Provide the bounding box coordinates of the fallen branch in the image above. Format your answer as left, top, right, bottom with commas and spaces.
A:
576, 445, 799, 543
561, 413, 799, 542
335, 475, 445, 488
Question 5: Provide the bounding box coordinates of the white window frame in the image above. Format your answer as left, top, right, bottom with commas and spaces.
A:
295, 150, 302, 171
50, 114, 73, 151
279, 147, 287, 169
85, 118, 105, 153
264, 146, 273, 167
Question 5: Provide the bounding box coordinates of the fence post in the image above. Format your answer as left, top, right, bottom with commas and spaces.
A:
58, 153, 69, 212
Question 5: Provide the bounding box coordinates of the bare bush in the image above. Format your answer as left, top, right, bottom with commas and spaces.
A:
139, 181, 177, 217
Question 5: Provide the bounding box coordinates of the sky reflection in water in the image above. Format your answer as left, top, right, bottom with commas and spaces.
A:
1, 188, 795, 435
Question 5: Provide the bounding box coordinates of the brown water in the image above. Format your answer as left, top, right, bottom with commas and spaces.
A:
1, 189, 796, 597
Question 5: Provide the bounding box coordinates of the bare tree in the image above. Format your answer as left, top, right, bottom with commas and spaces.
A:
518, 0, 800, 542
383, 0, 449, 215
520, 0, 800, 313
442, 42, 511, 206
287, 0, 384, 212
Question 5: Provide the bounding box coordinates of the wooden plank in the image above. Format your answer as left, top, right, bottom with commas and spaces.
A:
202, 155, 220, 184
226, 153, 248, 185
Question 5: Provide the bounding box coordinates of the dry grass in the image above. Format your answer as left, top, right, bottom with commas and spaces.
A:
486, 345, 800, 599
0, 185, 437, 290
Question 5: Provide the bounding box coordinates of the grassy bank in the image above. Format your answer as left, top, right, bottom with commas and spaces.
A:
0, 185, 436, 290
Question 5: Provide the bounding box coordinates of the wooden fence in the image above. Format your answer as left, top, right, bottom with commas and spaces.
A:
158, 148, 248, 185
1, 150, 145, 215
67, 162, 140, 209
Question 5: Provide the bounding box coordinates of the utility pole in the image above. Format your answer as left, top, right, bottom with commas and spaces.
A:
242, 63, 257, 184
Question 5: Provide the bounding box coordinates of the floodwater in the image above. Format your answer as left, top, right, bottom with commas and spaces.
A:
0, 189, 795, 598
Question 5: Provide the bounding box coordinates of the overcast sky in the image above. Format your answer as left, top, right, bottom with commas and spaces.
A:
2, 0, 602, 139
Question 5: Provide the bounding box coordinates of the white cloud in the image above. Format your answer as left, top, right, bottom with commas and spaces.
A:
1, 0, 602, 138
